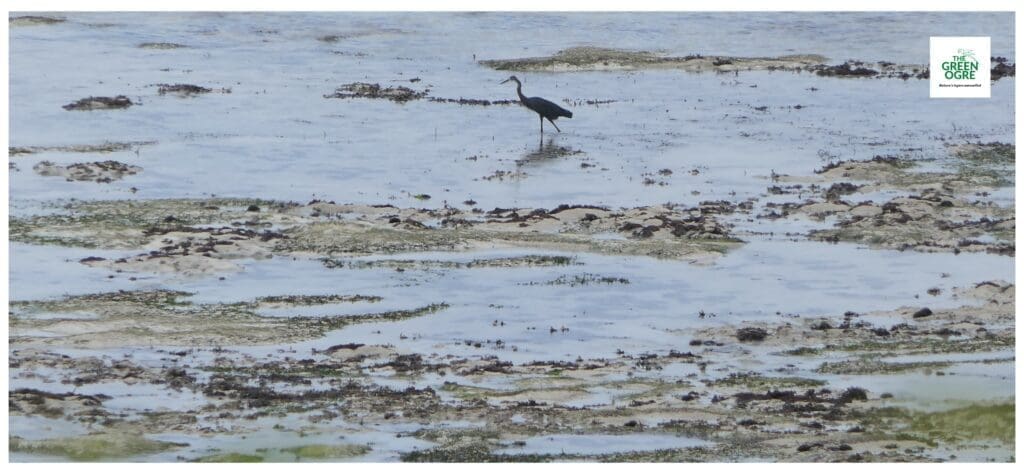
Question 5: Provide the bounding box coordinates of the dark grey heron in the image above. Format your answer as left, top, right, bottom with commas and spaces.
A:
500, 75, 572, 134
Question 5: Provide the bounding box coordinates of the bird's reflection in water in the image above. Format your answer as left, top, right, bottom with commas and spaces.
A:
515, 136, 579, 167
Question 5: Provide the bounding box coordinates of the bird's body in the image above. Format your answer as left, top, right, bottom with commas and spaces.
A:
501, 76, 572, 133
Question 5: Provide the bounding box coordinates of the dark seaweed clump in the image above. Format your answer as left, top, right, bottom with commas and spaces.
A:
62, 96, 133, 111
824, 182, 862, 202
814, 62, 879, 77
427, 97, 518, 106
990, 60, 1015, 81
157, 84, 213, 96
736, 327, 768, 342
324, 82, 426, 103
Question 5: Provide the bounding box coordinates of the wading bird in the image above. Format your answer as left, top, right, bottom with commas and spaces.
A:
500, 75, 572, 134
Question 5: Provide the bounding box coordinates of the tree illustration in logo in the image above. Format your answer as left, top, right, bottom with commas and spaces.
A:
957, 48, 978, 65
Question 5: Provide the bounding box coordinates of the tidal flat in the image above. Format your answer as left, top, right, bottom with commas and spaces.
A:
8, 12, 1016, 462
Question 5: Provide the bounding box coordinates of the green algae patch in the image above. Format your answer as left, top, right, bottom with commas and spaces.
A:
781, 346, 822, 356
907, 403, 1014, 444
195, 452, 265, 462
947, 142, 1016, 189
280, 443, 371, 460
861, 403, 1015, 447
949, 142, 1015, 166
10, 433, 186, 461
816, 359, 952, 375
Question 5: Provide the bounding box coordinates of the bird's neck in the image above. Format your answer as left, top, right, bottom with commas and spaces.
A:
515, 81, 527, 103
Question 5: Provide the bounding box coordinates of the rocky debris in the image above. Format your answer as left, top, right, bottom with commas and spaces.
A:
33, 160, 142, 183
773, 149, 1014, 255
809, 191, 1014, 255
80, 226, 285, 276
62, 95, 133, 111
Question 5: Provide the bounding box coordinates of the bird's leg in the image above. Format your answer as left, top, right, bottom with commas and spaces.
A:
547, 118, 561, 133
539, 115, 544, 134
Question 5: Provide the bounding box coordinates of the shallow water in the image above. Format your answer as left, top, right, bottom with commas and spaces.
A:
496, 433, 712, 456
8, 12, 1015, 210
12, 241, 1013, 363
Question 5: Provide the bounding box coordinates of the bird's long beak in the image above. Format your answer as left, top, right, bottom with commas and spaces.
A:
500, 78, 511, 84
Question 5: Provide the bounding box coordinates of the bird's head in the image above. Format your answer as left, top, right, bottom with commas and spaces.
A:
500, 75, 520, 85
